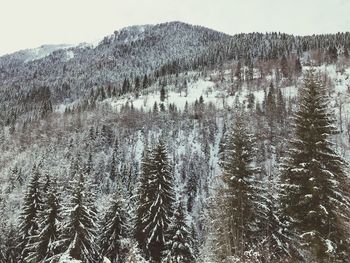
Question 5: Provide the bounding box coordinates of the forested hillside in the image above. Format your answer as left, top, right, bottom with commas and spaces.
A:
1, 22, 350, 263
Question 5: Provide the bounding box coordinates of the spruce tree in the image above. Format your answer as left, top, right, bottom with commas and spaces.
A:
211, 117, 264, 260
110, 153, 117, 182
281, 55, 289, 78
276, 88, 286, 127
295, 57, 302, 76
280, 70, 350, 262
134, 147, 152, 255
160, 85, 166, 102
60, 169, 99, 262
124, 244, 148, 263
99, 192, 128, 263
164, 202, 194, 263
17, 165, 43, 262
136, 141, 175, 262
1, 224, 18, 263
134, 76, 141, 98
27, 177, 61, 263
235, 60, 242, 82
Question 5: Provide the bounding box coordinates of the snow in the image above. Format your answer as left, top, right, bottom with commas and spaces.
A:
109, 77, 277, 112
23, 44, 73, 62
58, 253, 82, 263
110, 79, 216, 111
325, 239, 334, 253
66, 51, 75, 60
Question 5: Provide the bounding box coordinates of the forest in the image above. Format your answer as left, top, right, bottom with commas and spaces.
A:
0, 22, 350, 263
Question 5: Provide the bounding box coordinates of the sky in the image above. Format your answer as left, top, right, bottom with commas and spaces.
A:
0, 0, 349, 55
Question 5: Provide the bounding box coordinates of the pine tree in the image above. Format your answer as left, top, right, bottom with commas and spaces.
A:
281, 55, 289, 78
27, 177, 62, 263
276, 88, 286, 127
295, 57, 302, 76
134, 148, 152, 255
134, 76, 141, 98
124, 244, 148, 263
1, 224, 18, 263
99, 192, 128, 263
142, 74, 149, 90
211, 117, 263, 261
235, 60, 242, 82
266, 82, 276, 139
136, 141, 175, 262
160, 85, 166, 102
110, 153, 118, 182
60, 169, 99, 262
280, 70, 350, 262
266, 82, 276, 121
164, 202, 194, 263
17, 165, 43, 262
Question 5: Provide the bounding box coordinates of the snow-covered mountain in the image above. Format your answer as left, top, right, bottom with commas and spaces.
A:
0, 44, 73, 64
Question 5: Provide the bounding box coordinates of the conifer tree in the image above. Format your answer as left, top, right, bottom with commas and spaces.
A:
280, 70, 350, 262
234, 60, 242, 82
134, 148, 152, 255
0, 224, 18, 263
134, 76, 141, 98
295, 57, 302, 76
160, 85, 166, 102
110, 153, 118, 182
124, 244, 148, 263
276, 88, 286, 126
266, 82, 277, 139
17, 165, 43, 262
266, 82, 276, 122
142, 74, 149, 90
211, 117, 264, 261
27, 177, 61, 263
60, 168, 99, 262
99, 192, 128, 263
136, 141, 175, 262
164, 202, 194, 263
281, 55, 289, 78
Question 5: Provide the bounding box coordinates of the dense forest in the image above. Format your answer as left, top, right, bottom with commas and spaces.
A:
1, 22, 350, 262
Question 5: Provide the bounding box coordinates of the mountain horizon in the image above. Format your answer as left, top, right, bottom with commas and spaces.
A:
2, 20, 349, 57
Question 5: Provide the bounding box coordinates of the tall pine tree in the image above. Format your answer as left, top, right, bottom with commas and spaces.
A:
26, 176, 61, 263
60, 168, 99, 262
210, 117, 265, 261
134, 147, 152, 255
17, 165, 43, 262
164, 202, 194, 263
99, 192, 128, 263
281, 70, 350, 262
135, 141, 175, 262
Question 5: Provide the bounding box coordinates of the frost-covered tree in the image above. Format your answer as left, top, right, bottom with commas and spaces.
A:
124, 243, 148, 263
210, 117, 264, 261
109, 153, 118, 182
136, 141, 175, 262
280, 70, 350, 262
60, 169, 99, 262
26, 176, 62, 263
17, 165, 43, 262
0, 224, 18, 263
99, 192, 128, 263
134, 148, 152, 255
164, 202, 194, 263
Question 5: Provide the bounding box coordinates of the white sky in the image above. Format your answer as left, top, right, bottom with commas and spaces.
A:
0, 0, 349, 55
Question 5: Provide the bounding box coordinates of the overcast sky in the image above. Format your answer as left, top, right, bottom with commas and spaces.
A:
0, 0, 349, 55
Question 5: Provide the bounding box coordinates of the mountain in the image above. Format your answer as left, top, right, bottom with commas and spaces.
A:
0, 22, 230, 100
